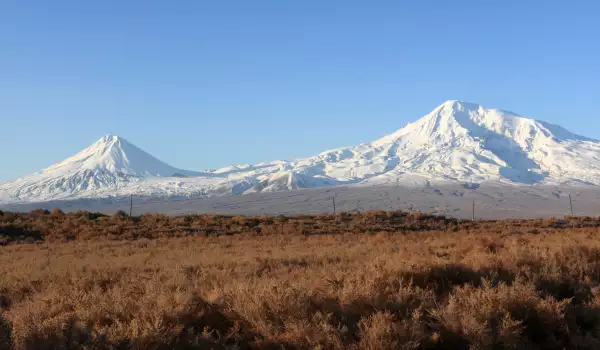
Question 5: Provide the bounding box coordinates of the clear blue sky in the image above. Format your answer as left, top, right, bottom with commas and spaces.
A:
1, 1, 599, 181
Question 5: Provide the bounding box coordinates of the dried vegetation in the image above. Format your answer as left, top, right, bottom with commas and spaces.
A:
1, 209, 600, 349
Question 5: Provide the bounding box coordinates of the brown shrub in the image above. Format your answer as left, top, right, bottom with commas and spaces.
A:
0, 312, 11, 350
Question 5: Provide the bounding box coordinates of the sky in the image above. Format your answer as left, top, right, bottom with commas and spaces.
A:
1, 1, 599, 181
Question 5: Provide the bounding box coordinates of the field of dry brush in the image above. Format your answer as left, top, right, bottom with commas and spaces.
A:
2, 209, 600, 349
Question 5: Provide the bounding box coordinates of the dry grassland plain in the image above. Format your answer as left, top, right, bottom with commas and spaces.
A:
2, 209, 600, 349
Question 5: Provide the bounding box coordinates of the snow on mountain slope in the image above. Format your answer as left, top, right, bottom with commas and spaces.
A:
48, 135, 202, 177
0, 135, 211, 202
303, 100, 600, 185
2, 101, 600, 204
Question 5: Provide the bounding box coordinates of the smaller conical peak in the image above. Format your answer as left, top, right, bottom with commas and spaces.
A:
42, 134, 191, 177
98, 134, 123, 143
91, 135, 133, 152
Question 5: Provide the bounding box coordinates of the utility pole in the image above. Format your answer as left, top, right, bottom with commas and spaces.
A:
472, 201, 475, 221
332, 197, 336, 214
569, 193, 574, 217
129, 194, 133, 217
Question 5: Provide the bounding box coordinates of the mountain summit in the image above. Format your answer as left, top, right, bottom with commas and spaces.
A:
48, 135, 195, 178
0, 135, 202, 202
358, 100, 599, 184
2, 101, 600, 203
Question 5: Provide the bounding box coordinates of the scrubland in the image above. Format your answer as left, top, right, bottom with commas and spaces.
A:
2, 209, 600, 349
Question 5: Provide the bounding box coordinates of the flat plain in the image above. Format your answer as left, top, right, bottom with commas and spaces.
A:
2, 209, 600, 349
4, 183, 600, 220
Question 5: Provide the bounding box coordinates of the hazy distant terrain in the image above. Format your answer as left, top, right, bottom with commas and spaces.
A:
3, 183, 599, 220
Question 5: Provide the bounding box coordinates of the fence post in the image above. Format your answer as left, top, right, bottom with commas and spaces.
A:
472, 201, 475, 221
129, 194, 133, 217
569, 193, 574, 217
332, 197, 336, 214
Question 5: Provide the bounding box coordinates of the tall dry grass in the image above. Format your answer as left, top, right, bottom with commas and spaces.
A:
1, 210, 600, 348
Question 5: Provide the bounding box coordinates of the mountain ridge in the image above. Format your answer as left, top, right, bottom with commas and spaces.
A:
2, 100, 600, 203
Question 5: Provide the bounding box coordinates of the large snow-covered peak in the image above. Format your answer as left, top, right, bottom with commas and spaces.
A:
324, 100, 600, 185
427, 100, 594, 142
432, 99, 484, 113
374, 100, 594, 149
375, 100, 517, 145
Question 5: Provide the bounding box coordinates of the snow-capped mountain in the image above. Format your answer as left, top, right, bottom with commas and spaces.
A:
315, 100, 600, 185
0, 135, 207, 202
2, 101, 600, 203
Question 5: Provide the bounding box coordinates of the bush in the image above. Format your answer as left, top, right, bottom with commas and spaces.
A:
0, 313, 11, 350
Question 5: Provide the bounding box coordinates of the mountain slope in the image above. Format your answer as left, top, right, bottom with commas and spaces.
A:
47, 135, 202, 177
2, 101, 599, 203
0, 135, 207, 202
299, 100, 600, 185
